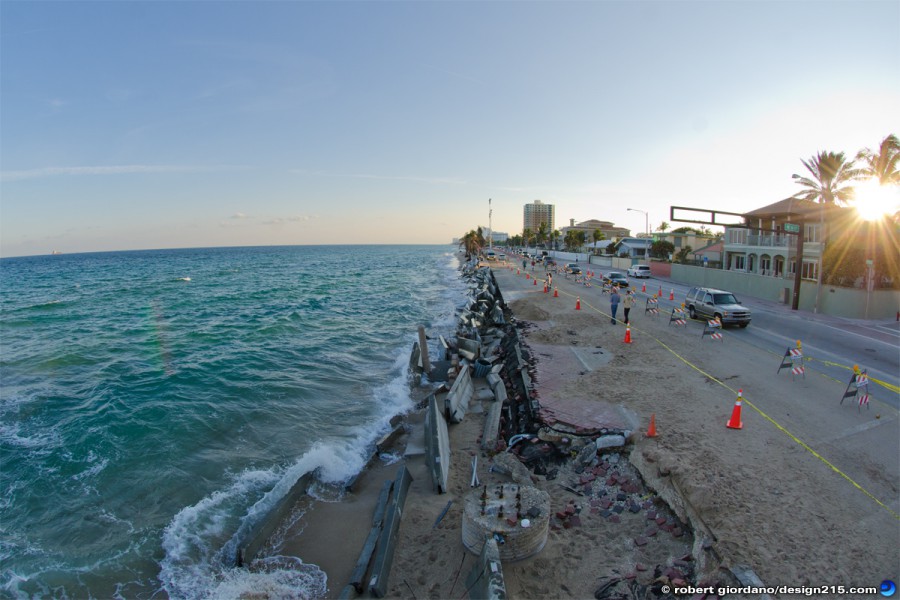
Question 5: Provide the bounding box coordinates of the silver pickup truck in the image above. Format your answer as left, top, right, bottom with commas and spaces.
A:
685, 286, 751, 328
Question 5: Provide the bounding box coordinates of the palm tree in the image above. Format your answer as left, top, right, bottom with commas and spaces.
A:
522, 228, 533, 249
856, 134, 900, 186
564, 230, 586, 252
536, 222, 549, 248
550, 229, 561, 250
791, 150, 861, 205
792, 150, 862, 313
657, 222, 670, 233
458, 227, 486, 258
592, 230, 605, 254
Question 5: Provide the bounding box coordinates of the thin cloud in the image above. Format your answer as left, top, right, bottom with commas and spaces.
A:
1, 164, 249, 182
230, 212, 252, 219
262, 215, 312, 225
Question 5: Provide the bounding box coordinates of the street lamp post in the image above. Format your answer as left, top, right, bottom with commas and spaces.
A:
627, 208, 649, 237
627, 208, 649, 258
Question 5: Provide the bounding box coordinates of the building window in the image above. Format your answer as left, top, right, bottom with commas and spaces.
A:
804, 223, 822, 243
733, 255, 745, 270
801, 260, 818, 280
760, 256, 772, 275
728, 229, 747, 244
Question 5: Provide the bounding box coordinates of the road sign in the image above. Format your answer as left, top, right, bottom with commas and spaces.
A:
784, 223, 800, 233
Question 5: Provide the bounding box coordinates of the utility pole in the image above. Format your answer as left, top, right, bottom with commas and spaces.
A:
488, 198, 493, 249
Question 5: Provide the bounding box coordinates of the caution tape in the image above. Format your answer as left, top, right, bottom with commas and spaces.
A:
810, 358, 900, 394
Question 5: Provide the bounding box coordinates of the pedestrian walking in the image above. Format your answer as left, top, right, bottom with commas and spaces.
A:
531, 260, 535, 271
547, 271, 553, 289
623, 290, 635, 324
609, 286, 620, 324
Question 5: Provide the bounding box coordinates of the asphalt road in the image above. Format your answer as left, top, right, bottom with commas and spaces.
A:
639, 274, 900, 409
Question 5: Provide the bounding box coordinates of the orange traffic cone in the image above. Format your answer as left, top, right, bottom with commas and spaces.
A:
646, 413, 658, 438
543, 282, 548, 293
575, 296, 581, 310
669, 289, 675, 301
658, 285, 663, 297
533, 277, 537, 286
726, 390, 744, 429
641, 282, 646, 293
526, 273, 530, 279
553, 287, 559, 297
623, 325, 632, 343
517, 268, 520, 275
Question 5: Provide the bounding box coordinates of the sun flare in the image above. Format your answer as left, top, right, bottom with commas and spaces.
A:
854, 179, 899, 221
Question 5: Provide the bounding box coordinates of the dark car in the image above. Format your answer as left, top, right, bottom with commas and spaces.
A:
604, 272, 629, 288
565, 263, 582, 274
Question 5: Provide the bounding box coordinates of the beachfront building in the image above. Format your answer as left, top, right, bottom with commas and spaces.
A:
523, 200, 555, 235
652, 231, 717, 254
723, 197, 833, 279
722, 196, 900, 289
613, 237, 652, 258
691, 240, 724, 268
559, 219, 630, 245
480, 227, 509, 245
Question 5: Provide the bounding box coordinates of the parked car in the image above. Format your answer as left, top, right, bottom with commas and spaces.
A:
604, 272, 630, 288
627, 264, 651, 278
685, 286, 751, 328
565, 263, 582, 274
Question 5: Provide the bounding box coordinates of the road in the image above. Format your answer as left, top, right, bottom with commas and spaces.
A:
635, 274, 900, 408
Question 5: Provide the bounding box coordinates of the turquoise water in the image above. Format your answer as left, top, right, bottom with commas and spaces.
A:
0, 245, 466, 599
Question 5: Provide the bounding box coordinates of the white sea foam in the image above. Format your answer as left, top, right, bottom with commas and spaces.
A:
160, 442, 364, 599
205, 556, 326, 600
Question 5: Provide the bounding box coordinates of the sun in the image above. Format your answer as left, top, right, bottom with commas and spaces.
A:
853, 179, 899, 221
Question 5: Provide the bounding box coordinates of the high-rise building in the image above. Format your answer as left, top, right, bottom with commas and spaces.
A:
523, 200, 555, 235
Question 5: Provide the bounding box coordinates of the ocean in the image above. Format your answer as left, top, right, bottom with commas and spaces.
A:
0, 245, 467, 599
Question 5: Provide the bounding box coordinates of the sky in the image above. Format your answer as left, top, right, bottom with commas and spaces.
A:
1, 1, 898, 257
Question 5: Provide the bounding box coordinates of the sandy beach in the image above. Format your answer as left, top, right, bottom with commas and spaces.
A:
280, 255, 899, 600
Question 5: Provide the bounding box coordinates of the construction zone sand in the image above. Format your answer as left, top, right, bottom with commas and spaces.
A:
283, 257, 898, 600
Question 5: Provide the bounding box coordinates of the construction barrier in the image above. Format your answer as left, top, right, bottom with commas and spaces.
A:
668, 307, 686, 327
645, 296, 659, 317
777, 340, 805, 379
700, 318, 723, 342
840, 366, 871, 411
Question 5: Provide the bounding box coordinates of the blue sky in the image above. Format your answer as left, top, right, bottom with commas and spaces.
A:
2, 1, 898, 257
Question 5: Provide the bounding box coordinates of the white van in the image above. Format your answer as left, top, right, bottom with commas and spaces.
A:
627, 264, 651, 278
